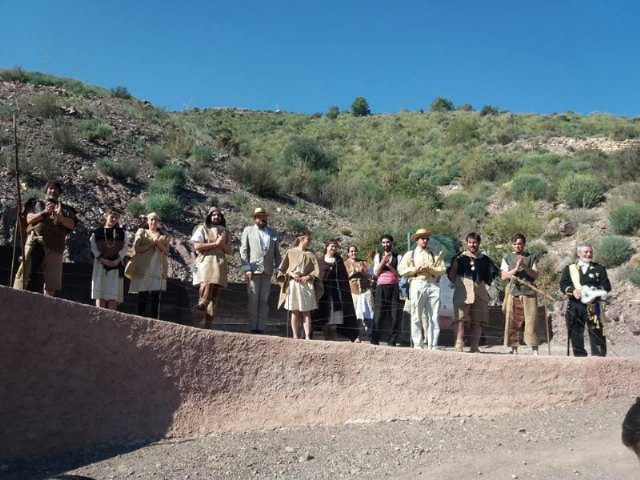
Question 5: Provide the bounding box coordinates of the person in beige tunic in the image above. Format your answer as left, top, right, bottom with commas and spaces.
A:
128, 212, 170, 319
277, 234, 322, 340
344, 245, 374, 341
191, 207, 232, 328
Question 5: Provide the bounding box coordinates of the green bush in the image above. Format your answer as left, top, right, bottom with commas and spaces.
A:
558, 174, 604, 208
146, 193, 181, 221
155, 164, 185, 191
595, 236, 634, 267
27, 93, 59, 118
479, 105, 499, 116
430, 96, 454, 112
95, 158, 139, 180
189, 144, 215, 164
127, 199, 146, 217
29, 149, 60, 179
608, 204, 640, 234
111, 86, 132, 99
52, 122, 82, 154
81, 168, 99, 183
80, 118, 112, 142
228, 157, 281, 198
446, 119, 479, 145
511, 175, 551, 200
187, 163, 211, 186
443, 191, 470, 210
283, 138, 337, 172
350, 97, 371, 117
145, 146, 168, 168
233, 191, 249, 206
286, 217, 307, 235
628, 267, 640, 287
0, 66, 28, 83
485, 201, 544, 246
326, 105, 339, 120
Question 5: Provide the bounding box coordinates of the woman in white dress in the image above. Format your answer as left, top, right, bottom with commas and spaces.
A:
90, 209, 129, 310
128, 212, 170, 318
277, 234, 321, 340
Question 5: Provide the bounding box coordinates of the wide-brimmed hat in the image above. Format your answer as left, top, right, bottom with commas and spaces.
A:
411, 228, 431, 241
147, 212, 160, 221
252, 207, 269, 218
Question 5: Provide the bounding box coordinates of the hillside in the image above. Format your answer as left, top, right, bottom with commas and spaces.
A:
1, 68, 640, 309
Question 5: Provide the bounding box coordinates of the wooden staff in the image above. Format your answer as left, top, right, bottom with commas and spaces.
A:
9, 112, 23, 286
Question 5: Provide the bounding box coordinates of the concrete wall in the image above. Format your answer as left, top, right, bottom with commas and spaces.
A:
2, 286, 640, 462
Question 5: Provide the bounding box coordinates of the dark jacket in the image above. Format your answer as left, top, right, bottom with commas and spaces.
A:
312, 254, 359, 341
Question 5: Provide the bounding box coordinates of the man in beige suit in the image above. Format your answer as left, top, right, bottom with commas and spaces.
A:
240, 207, 281, 334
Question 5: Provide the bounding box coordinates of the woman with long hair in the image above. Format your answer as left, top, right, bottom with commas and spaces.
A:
90, 209, 128, 310
128, 212, 170, 319
314, 239, 359, 341
277, 234, 321, 340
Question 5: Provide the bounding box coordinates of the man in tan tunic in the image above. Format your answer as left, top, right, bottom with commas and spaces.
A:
191, 207, 231, 328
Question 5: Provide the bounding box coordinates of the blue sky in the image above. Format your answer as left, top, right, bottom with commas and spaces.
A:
3, 0, 639, 115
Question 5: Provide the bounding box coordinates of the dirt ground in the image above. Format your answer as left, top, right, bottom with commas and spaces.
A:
4, 341, 640, 480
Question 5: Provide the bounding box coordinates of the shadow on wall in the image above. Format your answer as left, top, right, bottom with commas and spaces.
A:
0, 286, 182, 476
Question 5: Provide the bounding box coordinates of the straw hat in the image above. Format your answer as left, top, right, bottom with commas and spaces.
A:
411, 228, 431, 242
252, 207, 269, 217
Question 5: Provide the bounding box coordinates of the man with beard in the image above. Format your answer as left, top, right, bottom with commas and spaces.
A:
240, 207, 281, 334
191, 207, 232, 328
501, 233, 540, 355
14, 180, 77, 296
559, 242, 611, 356
371, 234, 403, 346
447, 232, 498, 353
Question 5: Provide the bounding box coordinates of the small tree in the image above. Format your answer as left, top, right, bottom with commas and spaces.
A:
480, 105, 499, 116
430, 96, 454, 112
350, 97, 371, 117
326, 105, 339, 120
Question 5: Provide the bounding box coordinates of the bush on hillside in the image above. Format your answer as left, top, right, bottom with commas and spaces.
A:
79, 118, 113, 142
95, 158, 139, 180
442, 191, 470, 210
146, 193, 181, 221
228, 156, 281, 198
595, 236, 634, 267
145, 146, 168, 168
52, 122, 83, 155
127, 199, 146, 218
430, 96, 454, 112
111, 86, 132, 99
446, 119, 479, 145
609, 204, 640, 234
189, 144, 215, 164
480, 105, 499, 116
283, 138, 337, 172
485, 201, 544, 246
26, 93, 59, 118
326, 105, 339, 119
511, 174, 551, 201
628, 267, 640, 287
558, 174, 604, 208
0, 66, 28, 83
155, 164, 186, 190
350, 97, 371, 117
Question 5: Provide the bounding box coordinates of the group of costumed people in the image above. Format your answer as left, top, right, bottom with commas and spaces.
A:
13, 181, 613, 357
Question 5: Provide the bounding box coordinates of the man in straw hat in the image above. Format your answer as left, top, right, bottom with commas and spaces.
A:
240, 207, 281, 334
398, 228, 446, 349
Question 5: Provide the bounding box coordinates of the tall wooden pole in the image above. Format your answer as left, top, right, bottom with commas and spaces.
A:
10, 112, 23, 285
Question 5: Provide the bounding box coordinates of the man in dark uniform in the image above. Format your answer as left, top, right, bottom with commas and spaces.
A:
559, 242, 611, 357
